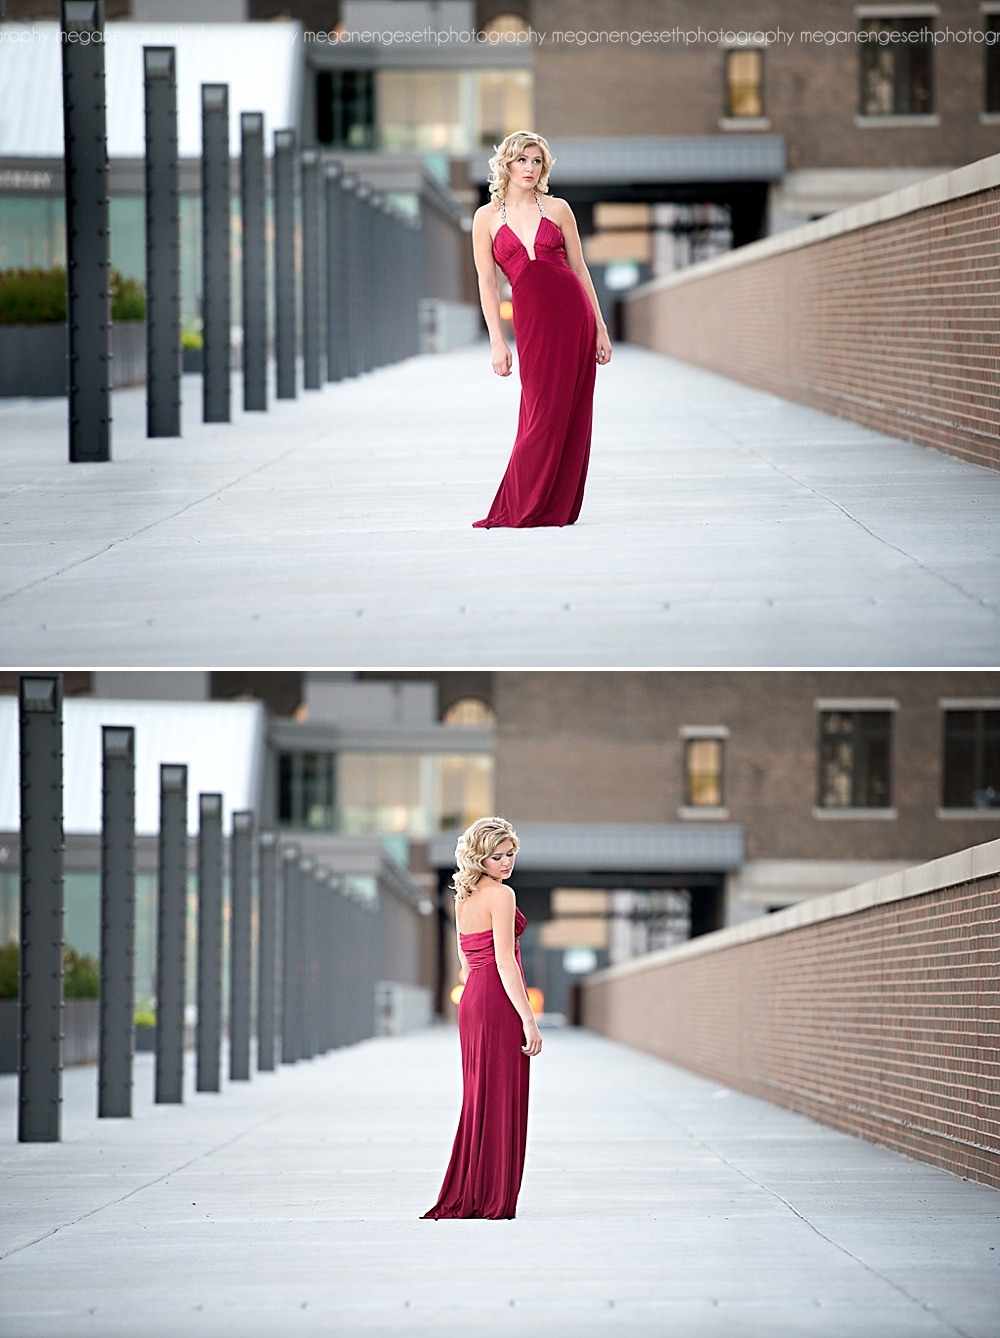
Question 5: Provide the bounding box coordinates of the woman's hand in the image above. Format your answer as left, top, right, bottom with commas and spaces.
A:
596, 328, 612, 365
492, 340, 513, 377
521, 1017, 543, 1056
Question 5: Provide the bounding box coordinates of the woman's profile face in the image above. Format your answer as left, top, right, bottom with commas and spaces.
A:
510, 147, 543, 190
482, 839, 516, 881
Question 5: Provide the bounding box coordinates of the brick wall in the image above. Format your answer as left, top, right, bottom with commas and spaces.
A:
582, 843, 1000, 1189
624, 158, 1000, 471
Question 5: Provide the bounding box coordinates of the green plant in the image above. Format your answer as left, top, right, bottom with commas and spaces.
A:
63, 947, 99, 999
181, 329, 203, 350
134, 1009, 156, 1028
0, 267, 67, 324
0, 940, 18, 999
110, 270, 145, 322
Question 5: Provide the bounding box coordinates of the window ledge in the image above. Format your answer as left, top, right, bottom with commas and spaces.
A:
936, 806, 1000, 819
719, 117, 771, 131
678, 806, 730, 820
855, 114, 940, 128
813, 806, 898, 820
980, 112, 1000, 124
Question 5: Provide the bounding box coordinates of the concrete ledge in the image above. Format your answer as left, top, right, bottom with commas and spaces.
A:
585, 835, 1000, 986
626, 149, 1000, 301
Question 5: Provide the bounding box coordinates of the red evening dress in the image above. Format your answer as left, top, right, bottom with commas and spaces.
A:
422, 907, 530, 1220
473, 193, 598, 529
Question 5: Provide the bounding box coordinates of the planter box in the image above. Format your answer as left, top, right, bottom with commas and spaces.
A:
182, 345, 203, 373
0, 998, 17, 1074
0, 322, 148, 397
135, 1024, 156, 1052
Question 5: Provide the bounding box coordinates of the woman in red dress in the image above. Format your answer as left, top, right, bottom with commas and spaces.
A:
422, 817, 542, 1220
472, 132, 612, 529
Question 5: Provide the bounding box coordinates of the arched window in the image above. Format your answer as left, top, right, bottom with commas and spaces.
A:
481, 13, 531, 37
443, 697, 496, 726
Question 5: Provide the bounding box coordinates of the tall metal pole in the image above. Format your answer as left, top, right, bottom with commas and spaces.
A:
354, 182, 373, 374
61, 0, 110, 463
298, 854, 315, 1060
301, 149, 323, 390
18, 676, 63, 1143
324, 163, 346, 383
98, 725, 135, 1119
273, 128, 297, 400
341, 175, 364, 377
155, 763, 187, 1104
196, 793, 223, 1093
280, 844, 299, 1064
240, 111, 267, 413
201, 83, 230, 424
143, 46, 181, 439
257, 830, 277, 1071
229, 810, 253, 1081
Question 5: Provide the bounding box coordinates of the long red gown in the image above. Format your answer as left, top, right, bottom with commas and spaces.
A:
422, 907, 530, 1219
473, 197, 598, 529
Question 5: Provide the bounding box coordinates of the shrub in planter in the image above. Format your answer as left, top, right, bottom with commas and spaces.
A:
63, 947, 99, 998
0, 266, 145, 324
0, 940, 18, 998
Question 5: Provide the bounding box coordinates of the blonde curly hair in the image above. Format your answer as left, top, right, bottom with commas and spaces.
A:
487, 131, 555, 208
452, 816, 520, 899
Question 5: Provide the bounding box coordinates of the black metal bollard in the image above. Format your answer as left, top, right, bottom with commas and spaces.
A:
155, 763, 187, 1104
257, 830, 277, 1071
298, 855, 315, 1059
143, 46, 181, 439
280, 843, 300, 1063
201, 83, 231, 423
301, 149, 323, 390
229, 810, 254, 1081
273, 128, 297, 400
98, 725, 135, 1119
324, 163, 347, 383
240, 112, 267, 413
61, 0, 110, 463
196, 793, 223, 1093
18, 676, 64, 1142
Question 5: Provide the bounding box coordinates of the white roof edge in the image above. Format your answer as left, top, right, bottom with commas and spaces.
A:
625, 150, 1000, 302
584, 835, 1000, 987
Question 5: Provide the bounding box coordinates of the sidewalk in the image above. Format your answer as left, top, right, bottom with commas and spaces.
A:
1, 345, 998, 667
1, 1028, 997, 1337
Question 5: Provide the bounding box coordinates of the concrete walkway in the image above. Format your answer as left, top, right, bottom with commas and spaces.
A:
1, 1028, 997, 1338
1, 346, 999, 667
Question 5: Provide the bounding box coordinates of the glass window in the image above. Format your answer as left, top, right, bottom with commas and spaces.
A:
316, 69, 377, 148
859, 18, 933, 115
278, 751, 494, 836
476, 68, 533, 148
376, 68, 533, 154
942, 710, 1000, 808
818, 712, 892, 808
986, 16, 1000, 113
685, 738, 724, 807
725, 49, 764, 118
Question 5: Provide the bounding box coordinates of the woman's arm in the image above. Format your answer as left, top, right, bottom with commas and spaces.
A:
549, 198, 612, 365
455, 919, 469, 986
490, 886, 542, 1056
471, 205, 513, 378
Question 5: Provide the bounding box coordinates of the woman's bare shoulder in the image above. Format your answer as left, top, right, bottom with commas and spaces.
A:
545, 195, 573, 219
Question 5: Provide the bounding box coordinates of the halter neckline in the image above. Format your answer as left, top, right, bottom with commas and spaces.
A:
500, 189, 546, 226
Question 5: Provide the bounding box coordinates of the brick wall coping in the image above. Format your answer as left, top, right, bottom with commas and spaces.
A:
624, 150, 1000, 302
584, 835, 1000, 987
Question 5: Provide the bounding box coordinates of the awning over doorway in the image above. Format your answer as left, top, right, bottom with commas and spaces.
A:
429, 822, 744, 873
470, 135, 786, 186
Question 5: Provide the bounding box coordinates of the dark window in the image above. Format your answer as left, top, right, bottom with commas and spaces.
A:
725, 49, 764, 118
316, 69, 376, 148
942, 711, 1000, 808
685, 737, 724, 807
278, 751, 336, 828
818, 712, 892, 808
859, 18, 933, 115
986, 16, 1000, 113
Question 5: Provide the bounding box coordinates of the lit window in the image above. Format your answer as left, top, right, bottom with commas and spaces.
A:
818, 712, 892, 809
725, 49, 764, 118
685, 738, 724, 808
942, 710, 1000, 809
443, 697, 495, 726
859, 18, 933, 115
481, 12, 530, 37
377, 68, 533, 154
